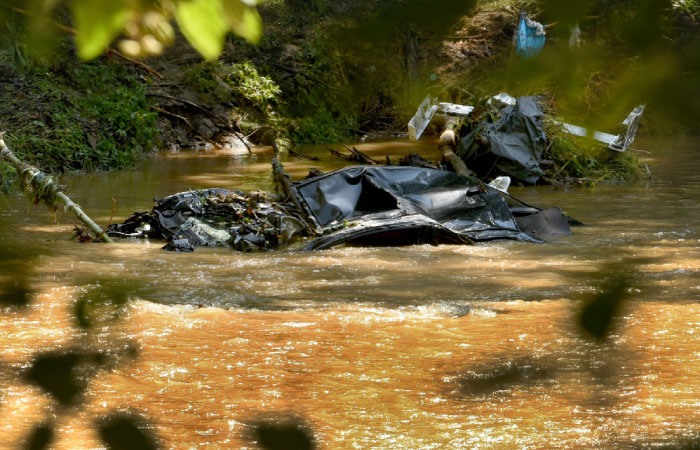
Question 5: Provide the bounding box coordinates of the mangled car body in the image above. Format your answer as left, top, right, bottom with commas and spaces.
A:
107, 165, 574, 252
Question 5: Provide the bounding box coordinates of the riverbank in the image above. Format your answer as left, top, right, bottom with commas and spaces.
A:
1, 0, 699, 186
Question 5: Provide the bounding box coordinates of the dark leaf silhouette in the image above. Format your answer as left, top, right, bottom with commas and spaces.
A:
251, 419, 315, 450
579, 278, 629, 340
23, 351, 85, 406
97, 413, 159, 450
73, 279, 133, 329
24, 422, 54, 450
456, 357, 553, 396
0, 277, 32, 307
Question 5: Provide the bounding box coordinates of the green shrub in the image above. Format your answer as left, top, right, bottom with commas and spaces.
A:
543, 120, 643, 183
288, 107, 357, 144
184, 60, 280, 110
1, 60, 156, 178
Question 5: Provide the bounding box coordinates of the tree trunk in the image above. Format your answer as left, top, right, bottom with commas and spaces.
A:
0, 137, 114, 243
439, 119, 474, 177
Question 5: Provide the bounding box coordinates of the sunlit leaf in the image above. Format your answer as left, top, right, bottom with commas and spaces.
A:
175, 0, 229, 61
222, 0, 262, 44
72, 0, 129, 60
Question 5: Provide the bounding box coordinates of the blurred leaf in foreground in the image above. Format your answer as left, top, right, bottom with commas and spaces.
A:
250, 416, 315, 450
73, 278, 133, 329
8, 0, 262, 60
72, 0, 128, 60
24, 422, 54, 450
0, 274, 32, 308
579, 277, 630, 341
22, 350, 86, 406
97, 413, 159, 450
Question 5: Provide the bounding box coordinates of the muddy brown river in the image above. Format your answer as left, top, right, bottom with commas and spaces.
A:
1, 138, 699, 449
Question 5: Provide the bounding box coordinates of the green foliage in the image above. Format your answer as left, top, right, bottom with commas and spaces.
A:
175, 0, 231, 61
0, 48, 156, 179
543, 120, 643, 183
289, 107, 357, 144
674, 0, 700, 20
14, 0, 262, 60
72, 0, 128, 60
185, 60, 280, 110
229, 61, 281, 109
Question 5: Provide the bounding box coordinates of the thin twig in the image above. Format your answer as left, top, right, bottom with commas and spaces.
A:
105, 49, 164, 79
98, 197, 117, 241
146, 93, 230, 128
269, 62, 334, 90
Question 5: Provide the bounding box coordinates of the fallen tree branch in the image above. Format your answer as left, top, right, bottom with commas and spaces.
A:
233, 131, 253, 154
0, 136, 114, 243
150, 105, 222, 149
146, 93, 230, 128
105, 49, 164, 79
269, 62, 334, 90
344, 144, 380, 165
271, 141, 310, 230
147, 94, 250, 152
288, 148, 320, 161
439, 119, 474, 177
328, 148, 354, 161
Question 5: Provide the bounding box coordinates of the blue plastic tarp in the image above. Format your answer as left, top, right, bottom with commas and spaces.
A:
515, 14, 546, 58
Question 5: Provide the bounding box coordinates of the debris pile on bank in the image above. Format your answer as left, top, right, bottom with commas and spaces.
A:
409, 93, 645, 185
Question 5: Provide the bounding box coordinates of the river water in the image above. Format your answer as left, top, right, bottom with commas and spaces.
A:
1, 138, 699, 449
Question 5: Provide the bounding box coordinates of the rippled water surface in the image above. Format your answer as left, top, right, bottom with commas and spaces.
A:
1, 138, 699, 448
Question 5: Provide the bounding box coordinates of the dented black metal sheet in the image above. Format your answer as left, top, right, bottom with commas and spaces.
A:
458, 96, 547, 184
293, 166, 540, 248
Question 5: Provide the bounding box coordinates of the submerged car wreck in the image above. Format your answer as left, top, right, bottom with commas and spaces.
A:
107, 165, 575, 252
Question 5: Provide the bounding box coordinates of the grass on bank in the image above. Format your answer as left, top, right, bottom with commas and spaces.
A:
543, 121, 643, 185
0, 41, 156, 190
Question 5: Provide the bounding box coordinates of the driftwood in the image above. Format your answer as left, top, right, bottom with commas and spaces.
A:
147, 93, 250, 152
0, 136, 114, 243
150, 105, 222, 149
343, 144, 380, 165
439, 119, 474, 177
329, 148, 354, 161
329, 145, 381, 165
271, 141, 309, 230
288, 148, 320, 161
